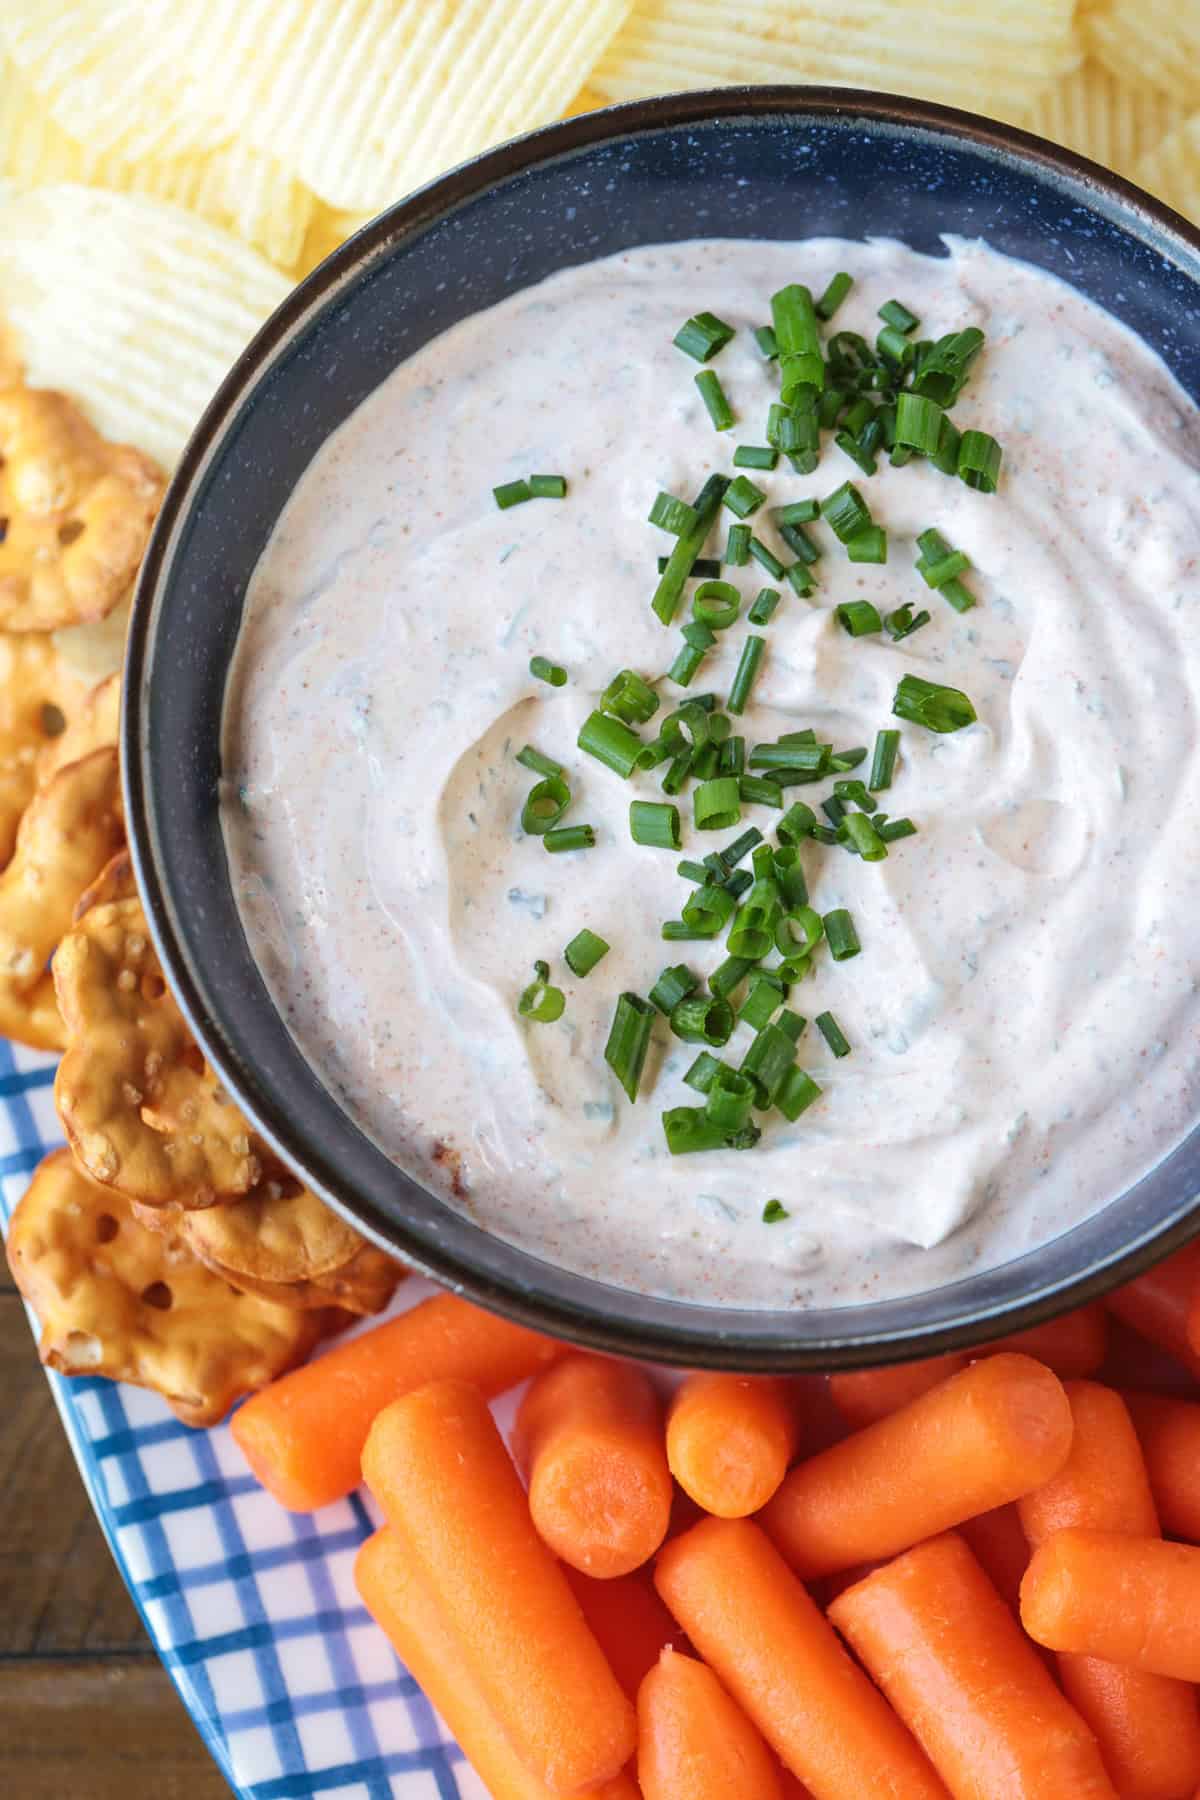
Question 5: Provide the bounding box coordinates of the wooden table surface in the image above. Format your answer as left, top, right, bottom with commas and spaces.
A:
1, 1269, 230, 1799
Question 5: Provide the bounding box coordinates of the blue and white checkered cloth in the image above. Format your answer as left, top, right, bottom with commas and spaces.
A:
0, 1034, 483, 1800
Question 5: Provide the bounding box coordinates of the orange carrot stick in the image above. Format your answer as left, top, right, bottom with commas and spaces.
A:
362, 1379, 635, 1789
1022, 1530, 1200, 1681
829, 1354, 968, 1430
762, 1354, 1073, 1578
512, 1354, 673, 1578
1017, 1381, 1200, 1800
356, 1528, 639, 1800
563, 1564, 685, 1701
1124, 1391, 1200, 1543
984, 1303, 1109, 1378
637, 1646, 782, 1800
829, 1532, 1117, 1799
665, 1374, 801, 1517
1106, 1243, 1200, 1380
654, 1516, 950, 1800
956, 1504, 1029, 1615
232, 1292, 564, 1510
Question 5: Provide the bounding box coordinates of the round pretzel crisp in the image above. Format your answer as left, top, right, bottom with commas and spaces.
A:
169, 1175, 365, 1285
54, 894, 266, 1205
0, 388, 164, 631
0, 629, 96, 867
5, 1149, 330, 1426
37, 670, 120, 789
0, 744, 124, 1051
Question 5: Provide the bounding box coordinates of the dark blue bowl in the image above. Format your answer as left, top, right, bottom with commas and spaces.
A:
124, 87, 1200, 1369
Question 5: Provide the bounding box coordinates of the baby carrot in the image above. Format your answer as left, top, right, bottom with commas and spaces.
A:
762, 1354, 1073, 1578
956, 1504, 1029, 1615
513, 1354, 673, 1577
563, 1565, 685, 1700
362, 1380, 635, 1790
1022, 1530, 1200, 1680
231, 1292, 563, 1510
985, 1303, 1109, 1378
666, 1374, 801, 1516
1124, 1391, 1200, 1543
1106, 1242, 1200, 1380
356, 1529, 639, 1800
829, 1532, 1117, 1799
1017, 1382, 1200, 1800
829, 1354, 967, 1429
654, 1516, 950, 1800
638, 1646, 782, 1800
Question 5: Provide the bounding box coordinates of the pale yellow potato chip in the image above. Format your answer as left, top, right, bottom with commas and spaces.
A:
0, 1, 230, 161
149, 0, 635, 213
1084, 1, 1200, 111
562, 87, 608, 120
591, 0, 1080, 118
1007, 59, 1185, 185
292, 200, 374, 282
0, 185, 290, 470
1135, 113, 1200, 226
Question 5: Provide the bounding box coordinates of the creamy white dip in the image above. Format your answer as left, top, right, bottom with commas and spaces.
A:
221, 237, 1200, 1308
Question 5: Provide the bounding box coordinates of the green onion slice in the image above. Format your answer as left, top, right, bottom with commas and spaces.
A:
578, 709, 643, 775
493, 478, 532, 510
815, 271, 853, 321
649, 490, 701, 536
529, 655, 567, 687
521, 774, 571, 835
674, 311, 735, 362
649, 962, 698, 1015
753, 324, 779, 359
518, 960, 564, 1023
893, 674, 977, 734
836, 600, 883, 637
958, 429, 1003, 493
652, 473, 730, 627
694, 776, 742, 832
870, 728, 900, 791
734, 444, 779, 469
725, 523, 751, 566
693, 580, 741, 629
605, 992, 656, 1101
821, 481, 872, 543
724, 474, 767, 518
778, 801, 817, 843
823, 909, 861, 961
563, 929, 609, 978
544, 824, 595, 853
684, 1050, 723, 1093
516, 744, 562, 778
704, 1065, 756, 1131
777, 1067, 823, 1121
529, 473, 567, 498
748, 586, 781, 625
816, 1010, 852, 1058
630, 800, 681, 850
695, 368, 734, 430
728, 635, 766, 716
740, 1021, 797, 1107
671, 994, 735, 1047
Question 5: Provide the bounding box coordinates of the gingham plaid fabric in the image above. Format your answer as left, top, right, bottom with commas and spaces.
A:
0, 1035, 483, 1800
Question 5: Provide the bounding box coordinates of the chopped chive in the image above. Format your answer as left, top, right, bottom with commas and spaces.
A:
754, 323, 779, 359
779, 521, 820, 564
663, 1106, 752, 1154
775, 500, 820, 527
815, 271, 853, 321
811, 824, 840, 845
728, 635, 766, 716
710, 954, 755, 999
932, 413, 962, 477
879, 817, 918, 842
751, 841, 776, 880
893, 674, 977, 734
682, 620, 717, 652
876, 325, 915, 368
816, 1010, 852, 1058
829, 746, 867, 773
705, 1065, 756, 1132
667, 641, 706, 688
775, 904, 822, 955
822, 796, 846, 829
748, 586, 781, 625
694, 777, 742, 832
724, 475, 767, 518
564, 929, 609, 977
724, 870, 752, 902
600, 668, 659, 726
649, 962, 698, 1015
605, 992, 656, 1101
734, 444, 779, 470
939, 576, 976, 614
714, 826, 764, 871
823, 909, 861, 961
544, 824, 595, 853
652, 474, 730, 627
578, 710, 642, 776
836, 600, 883, 637
740, 1021, 797, 1107
677, 859, 710, 884
820, 481, 872, 543
695, 369, 734, 430
739, 972, 785, 1032
762, 1197, 790, 1222
878, 298, 919, 333
649, 490, 701, 535
693, 579, 741, 629
674, 311, 736, 361
772, 283, 823, 386
778, 801, 817, 843
895, 392, 944, 455
725, 523, 751, 566
870, 728, 900, 791
729, 879, 781, 960
671, 993, 735, 1047
720, 734, 746, 775
682, 882, 737, 937
692, 742, 720, 780
661, 749, 693, 796
911, 326, 985, 406
841, 811, 888, 860
529, 655, 567, 686
842, 526, 885, 565
493, 478, 532, 510
777, 1067, 823, 1121
518, 959, 564, 1023
657, 554, 723, 578
748, 536, 785, 580
630, 800, 681, 849
958, 429, 1003, 493
662, 918, 716, 941
516, 744, 562, 778
886, 603, 931, 641
785, 561, 817, 599
521, 774, 571, 835
819, 384, 847, 429
684, 1050, 723, 1093
776, 1009, 807, 1044
530, 475, 567, 500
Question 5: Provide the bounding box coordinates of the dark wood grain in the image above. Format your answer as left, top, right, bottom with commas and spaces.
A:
0, 1289, 229, 1798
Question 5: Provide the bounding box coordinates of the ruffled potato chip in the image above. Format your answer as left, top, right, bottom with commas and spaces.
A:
1008, 59, 1185, 186
0, 185, 290, 470
591, 0, 1080, 117
1084, 0, 1200, 111
291, 200, 374, 281
1135, 113, 1200, 224
6, 1148, 329, 1426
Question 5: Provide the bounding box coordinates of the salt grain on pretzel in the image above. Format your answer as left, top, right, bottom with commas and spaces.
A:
0, 387, 164, 631
54, 894, 266, 1204
5, 1148, 329, 1426
0, 744, 124, 1050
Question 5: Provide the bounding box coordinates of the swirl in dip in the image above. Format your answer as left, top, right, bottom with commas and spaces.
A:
221, 237, 1200, 1308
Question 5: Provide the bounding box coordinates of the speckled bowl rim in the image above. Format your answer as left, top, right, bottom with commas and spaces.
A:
124, 85, 1200, 1370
